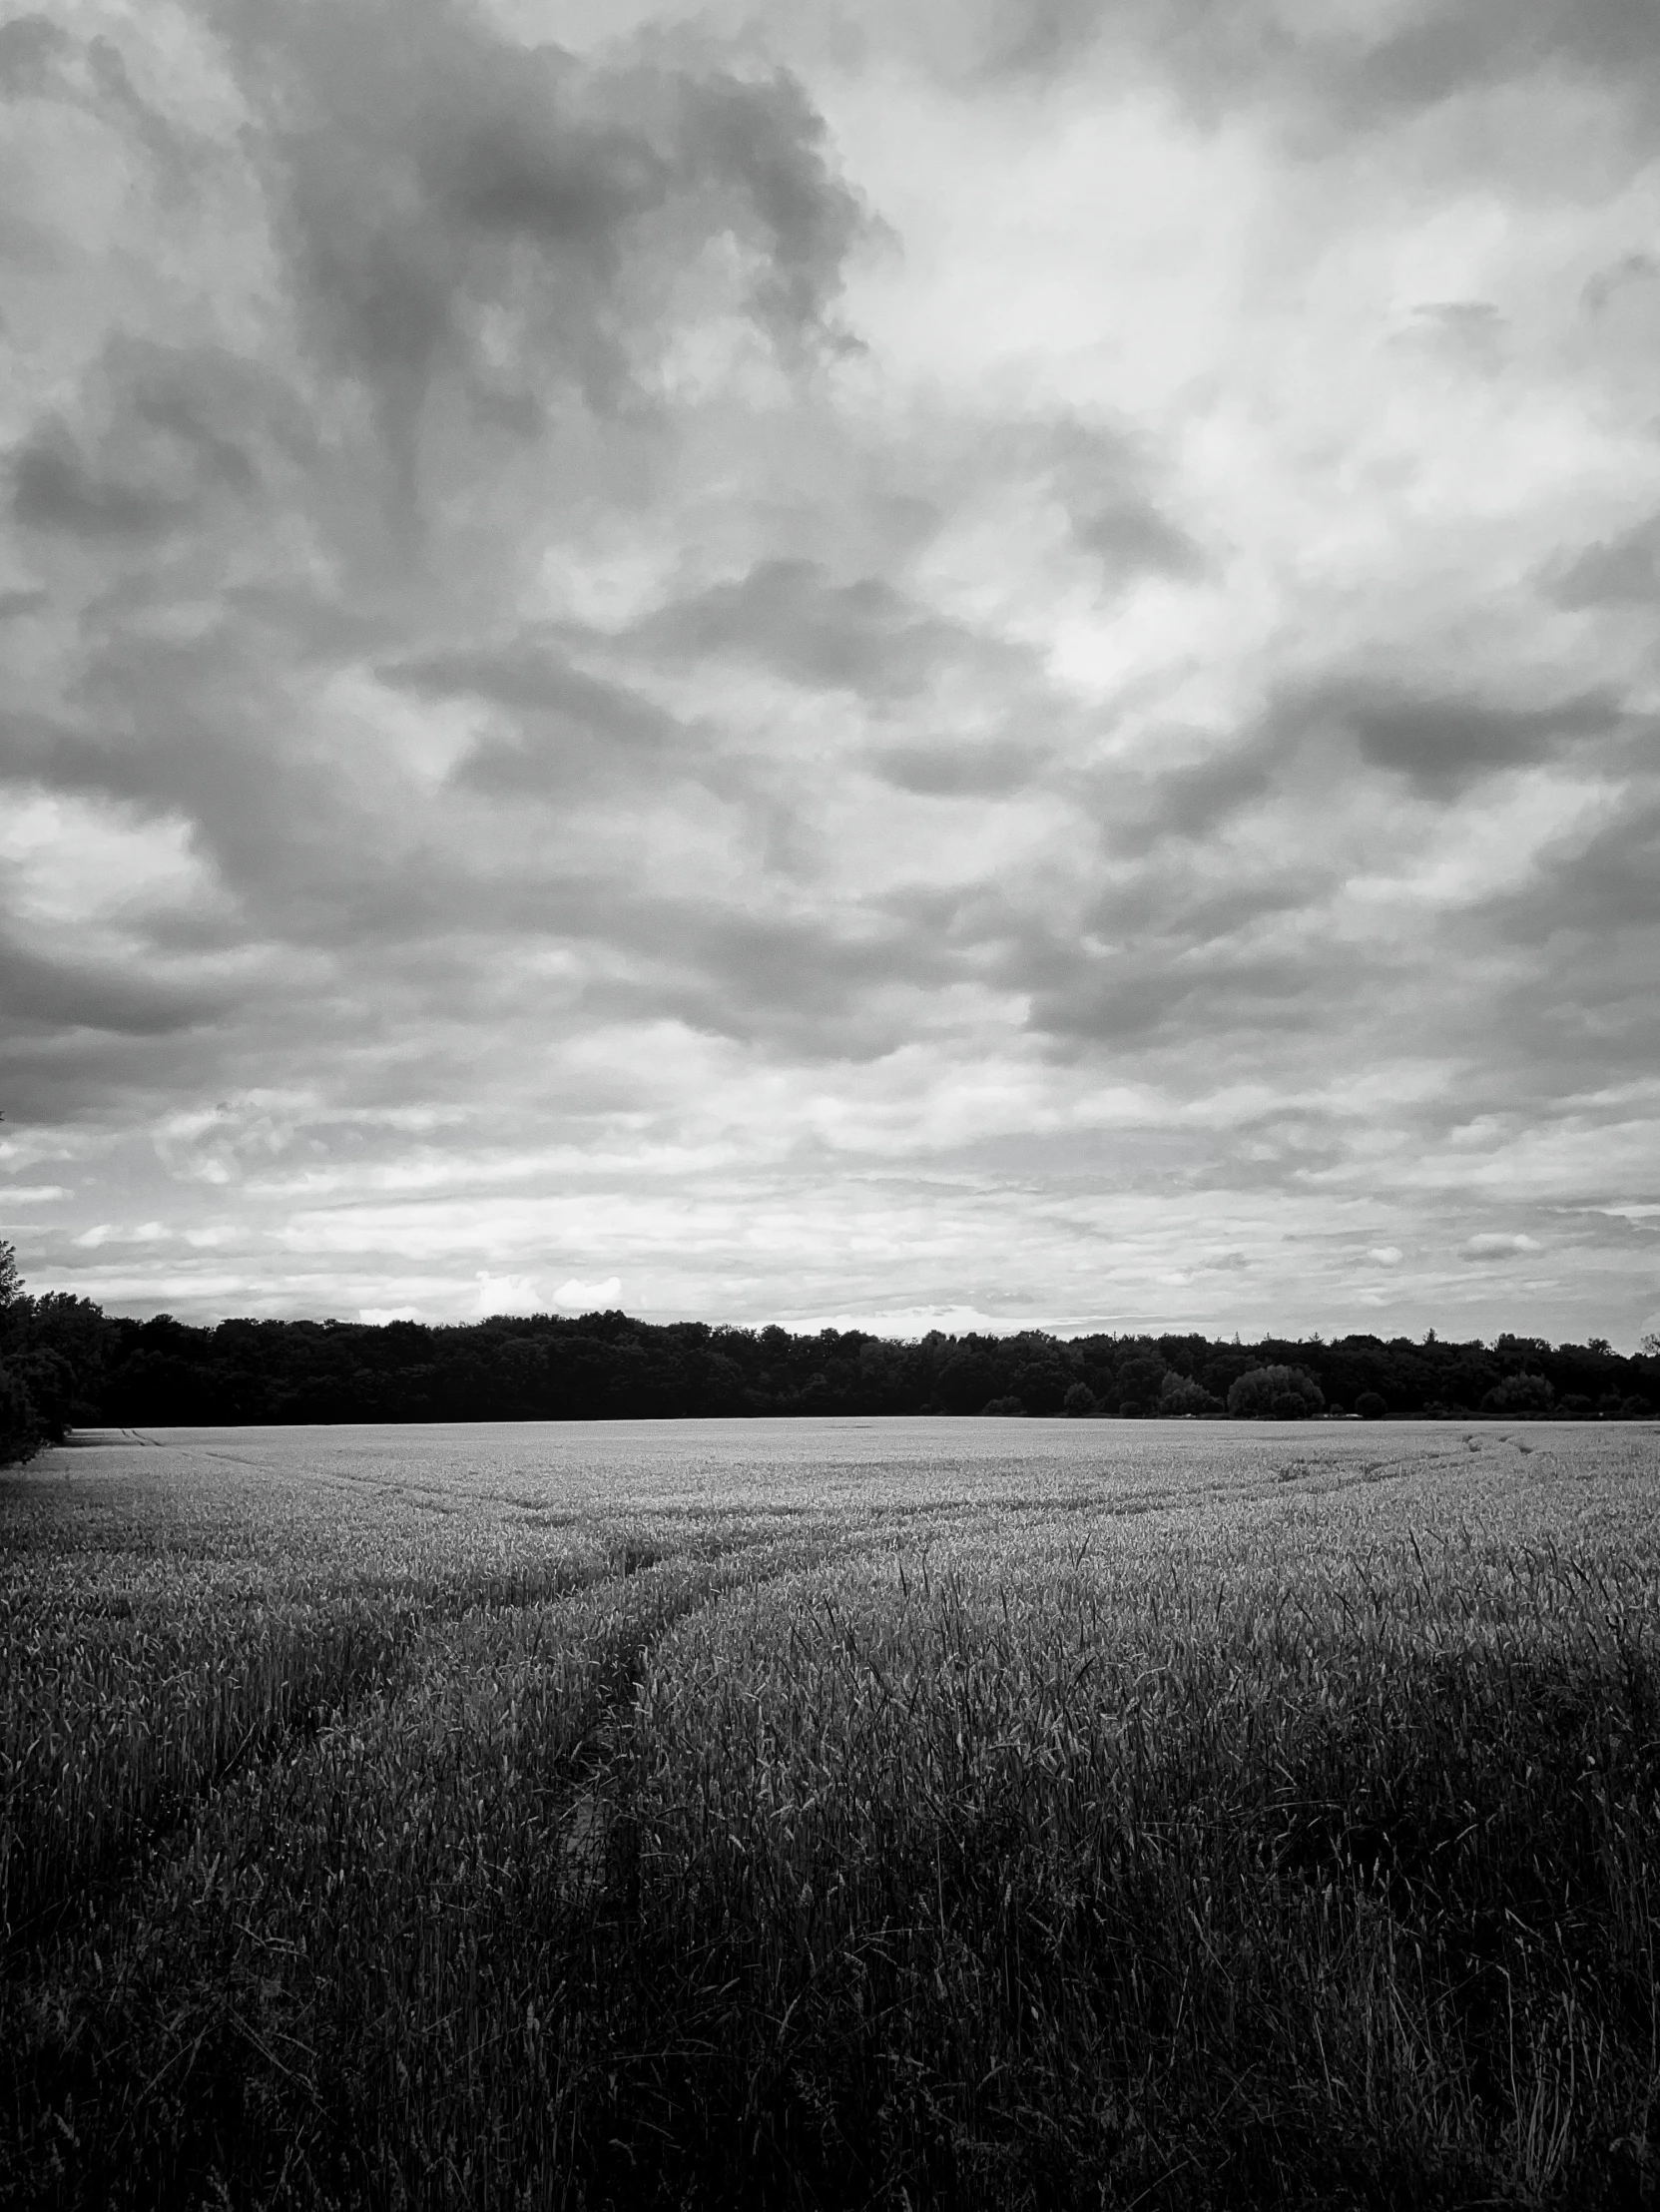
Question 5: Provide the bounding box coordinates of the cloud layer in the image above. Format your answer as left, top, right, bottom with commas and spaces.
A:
3, 0, 1658, 1347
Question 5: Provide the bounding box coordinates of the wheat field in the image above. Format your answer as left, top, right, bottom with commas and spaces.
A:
4, 1416, 1658, 2209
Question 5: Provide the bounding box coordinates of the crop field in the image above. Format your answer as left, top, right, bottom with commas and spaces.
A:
4, 1417, 1659, 2211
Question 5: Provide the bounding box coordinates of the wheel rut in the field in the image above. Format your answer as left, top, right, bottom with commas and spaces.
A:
0, 1540, 772, 1960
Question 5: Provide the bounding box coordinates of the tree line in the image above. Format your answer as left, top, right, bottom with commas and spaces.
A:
1, 1240, 1654, 1463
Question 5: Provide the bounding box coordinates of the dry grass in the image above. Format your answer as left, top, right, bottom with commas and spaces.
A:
3, 1417, 1658, 2208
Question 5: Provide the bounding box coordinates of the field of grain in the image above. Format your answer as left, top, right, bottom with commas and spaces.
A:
4, 1416, 1658, 2210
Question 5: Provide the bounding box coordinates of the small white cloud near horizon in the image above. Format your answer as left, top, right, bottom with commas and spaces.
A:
360, 1306, 424, 1325
1367, 1246, 1404, 1267
475, 1271, 547, 1316
1462, 1234, 1543, 1261
553, 1276, 623, 1313
75, 1222, 173, 1249
795, 1306, 1035, 1340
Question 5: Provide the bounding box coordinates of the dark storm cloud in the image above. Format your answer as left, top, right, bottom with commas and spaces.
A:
11, 423, 193, 542
1485, 789, 1660, 944
221, 0, 873, 492
248, 25, 655, 425
673, 67, 885, 351
1295, 680, 1618, 797
1092, 870, 1314, 955
0, 15, 71, 98
1007, 839, 1342, 1053
874, 879, 1030, 968
630, 557, 1011, 701
1582, 252, 1660, 317
1088, 672, 1615, 861
1335, 0, 1660, 121
1087, 673, 1618, 864
1111, 741, 1285, 845
17, 634, 353, 886
870, 736, 1041, 797
1549, 519, 1660, 610
1028, 940, 1326, 1049
959, 0, 1660, 149
83, 33, 211, 194
0, 0, 882, 1129
1405, 779, 1660, 1131
1400, 301, 1507, 374
997, 416, 1205, 584
0, 12, 208, 197
1069, 497, 1203, 579
381, 640, 692, 795
9, 337, 313, 549
0, 932, 226, 1038
578, 901, 953, 1057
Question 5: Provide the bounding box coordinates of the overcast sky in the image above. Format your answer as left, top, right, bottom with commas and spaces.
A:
3, 0, 1658, 1348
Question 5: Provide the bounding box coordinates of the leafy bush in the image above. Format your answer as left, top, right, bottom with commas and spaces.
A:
1481, 1372, 1554, 1416
1117, 1355, 1166, 1406
1062, 1381, 1097, 1416
1159, 1373, 1223, 1416
1011, 1359, 1073, 1414
980, 1394, 1025, 1415
5, 1348, 75, 1442
1355, 1390, 1387, 1419
1227, 1365, 1325, 1419
0, 1359, 42, 1466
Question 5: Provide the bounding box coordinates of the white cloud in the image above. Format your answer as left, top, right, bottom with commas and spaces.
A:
1367, 1246, 1404, 1266
1461, 1233, 1544, 1260
553, 1277, 623, 1313
475, 1272, 545, 1317
797, 1305, 1033, 1339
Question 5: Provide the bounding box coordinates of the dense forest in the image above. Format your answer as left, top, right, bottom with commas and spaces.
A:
1, 1239, 1654, 1462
